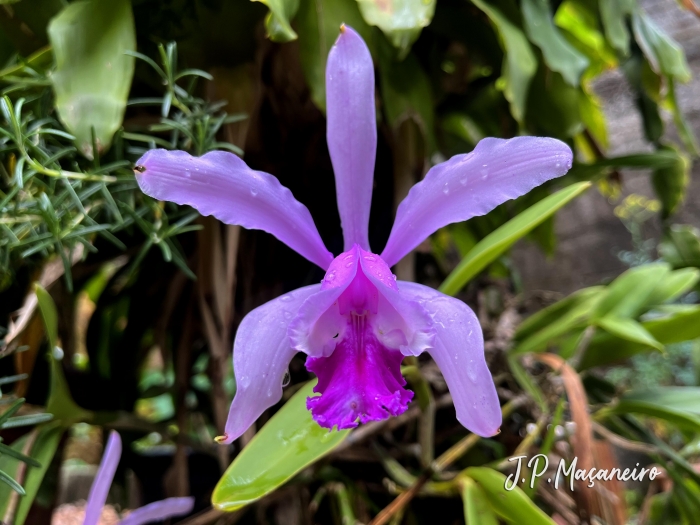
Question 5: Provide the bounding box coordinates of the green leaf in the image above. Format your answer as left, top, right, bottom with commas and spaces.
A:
652, 145, 690, 219
579, 305, 700, 369
521, 0, 588, 86
592, 263, 671, 319
599, 0, 635, 55
514, 286, 604, 342
471, 0, 537, 123
255, 0, 300, 42
355, 0, 435, 56
464, 467, 556, 525
34, 283, 57, 350
48, 0, 136, 159
440, 182, 591, 296
595, 316, 663, 352
646, 268, 700, 306
212, 380, 350, 511
632, 11, 691, 83
461, 476, 498, 525
604, 388, 700, 433
297, 0, 373, 111
377, 43, 435, 152
35, 284, 92, 424
660, 225, 700, 269
0, 423, 64, 524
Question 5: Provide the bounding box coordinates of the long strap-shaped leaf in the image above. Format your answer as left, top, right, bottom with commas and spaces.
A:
440, 182, 590, 296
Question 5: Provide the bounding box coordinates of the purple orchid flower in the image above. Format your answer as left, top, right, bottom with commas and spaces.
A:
134, 26, 572, 443
83, 431, 194, 525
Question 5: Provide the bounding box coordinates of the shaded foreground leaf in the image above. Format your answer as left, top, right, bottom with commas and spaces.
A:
212, 380, 350, 511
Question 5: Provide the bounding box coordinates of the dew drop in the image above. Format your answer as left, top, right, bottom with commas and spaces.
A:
345, 261, 353, 267
363, 255, 376, 261
280, 294, 293, 302
283, 310, 293, 319
460, 177, 468, 186
392, 274, 397, 281
282, 369, 291, 387
442, 183, 450, 195
250, 188, 258, 196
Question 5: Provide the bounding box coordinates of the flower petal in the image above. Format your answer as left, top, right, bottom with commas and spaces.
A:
136, 149, 333, 270
288, 247, 360, 357
306, 315, 412, 430
398, 282, 501, 436
359, 253, 435, 356
84, 430, 121, 525
119, 497, 195, 525
327, 25, 376, 251
381, 137, 573, 266
218, 284, 322, 444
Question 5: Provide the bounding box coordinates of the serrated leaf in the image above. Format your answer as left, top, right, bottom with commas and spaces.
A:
212, 380, 350, 511
440, 182, 591, 296
48, 0, 136, 159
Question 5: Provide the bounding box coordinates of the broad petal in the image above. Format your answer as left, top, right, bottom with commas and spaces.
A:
136, 149, 333, 270
327, 25, 376, 251
84, 431, 121, 525
119, 498, 195, 525
398, 282, 501, 436
381, 137, 573, 266
218, 285, 322, 444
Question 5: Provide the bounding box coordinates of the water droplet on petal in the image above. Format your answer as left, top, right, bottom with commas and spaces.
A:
282, 369, 291, 387
460, 177, 468, 186
363, 255, 376, 261
392, 274, 397, 281
280, 294, 293, 302
442, 183, 450, 195
283, 310, 293, 319
345, 261, 353, 267
250, 188, 258, 196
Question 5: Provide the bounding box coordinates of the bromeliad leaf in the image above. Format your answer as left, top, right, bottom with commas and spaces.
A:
48, 0, 136, 159
440, 182, 590, 296
355, 0, 436, 57
212, 380, 350, 511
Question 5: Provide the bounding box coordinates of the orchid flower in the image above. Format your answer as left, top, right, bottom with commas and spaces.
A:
134, 26, 572, 443
83, 431, 194, 525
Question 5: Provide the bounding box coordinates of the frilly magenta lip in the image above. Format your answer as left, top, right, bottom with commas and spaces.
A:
134, 25, 572, 443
